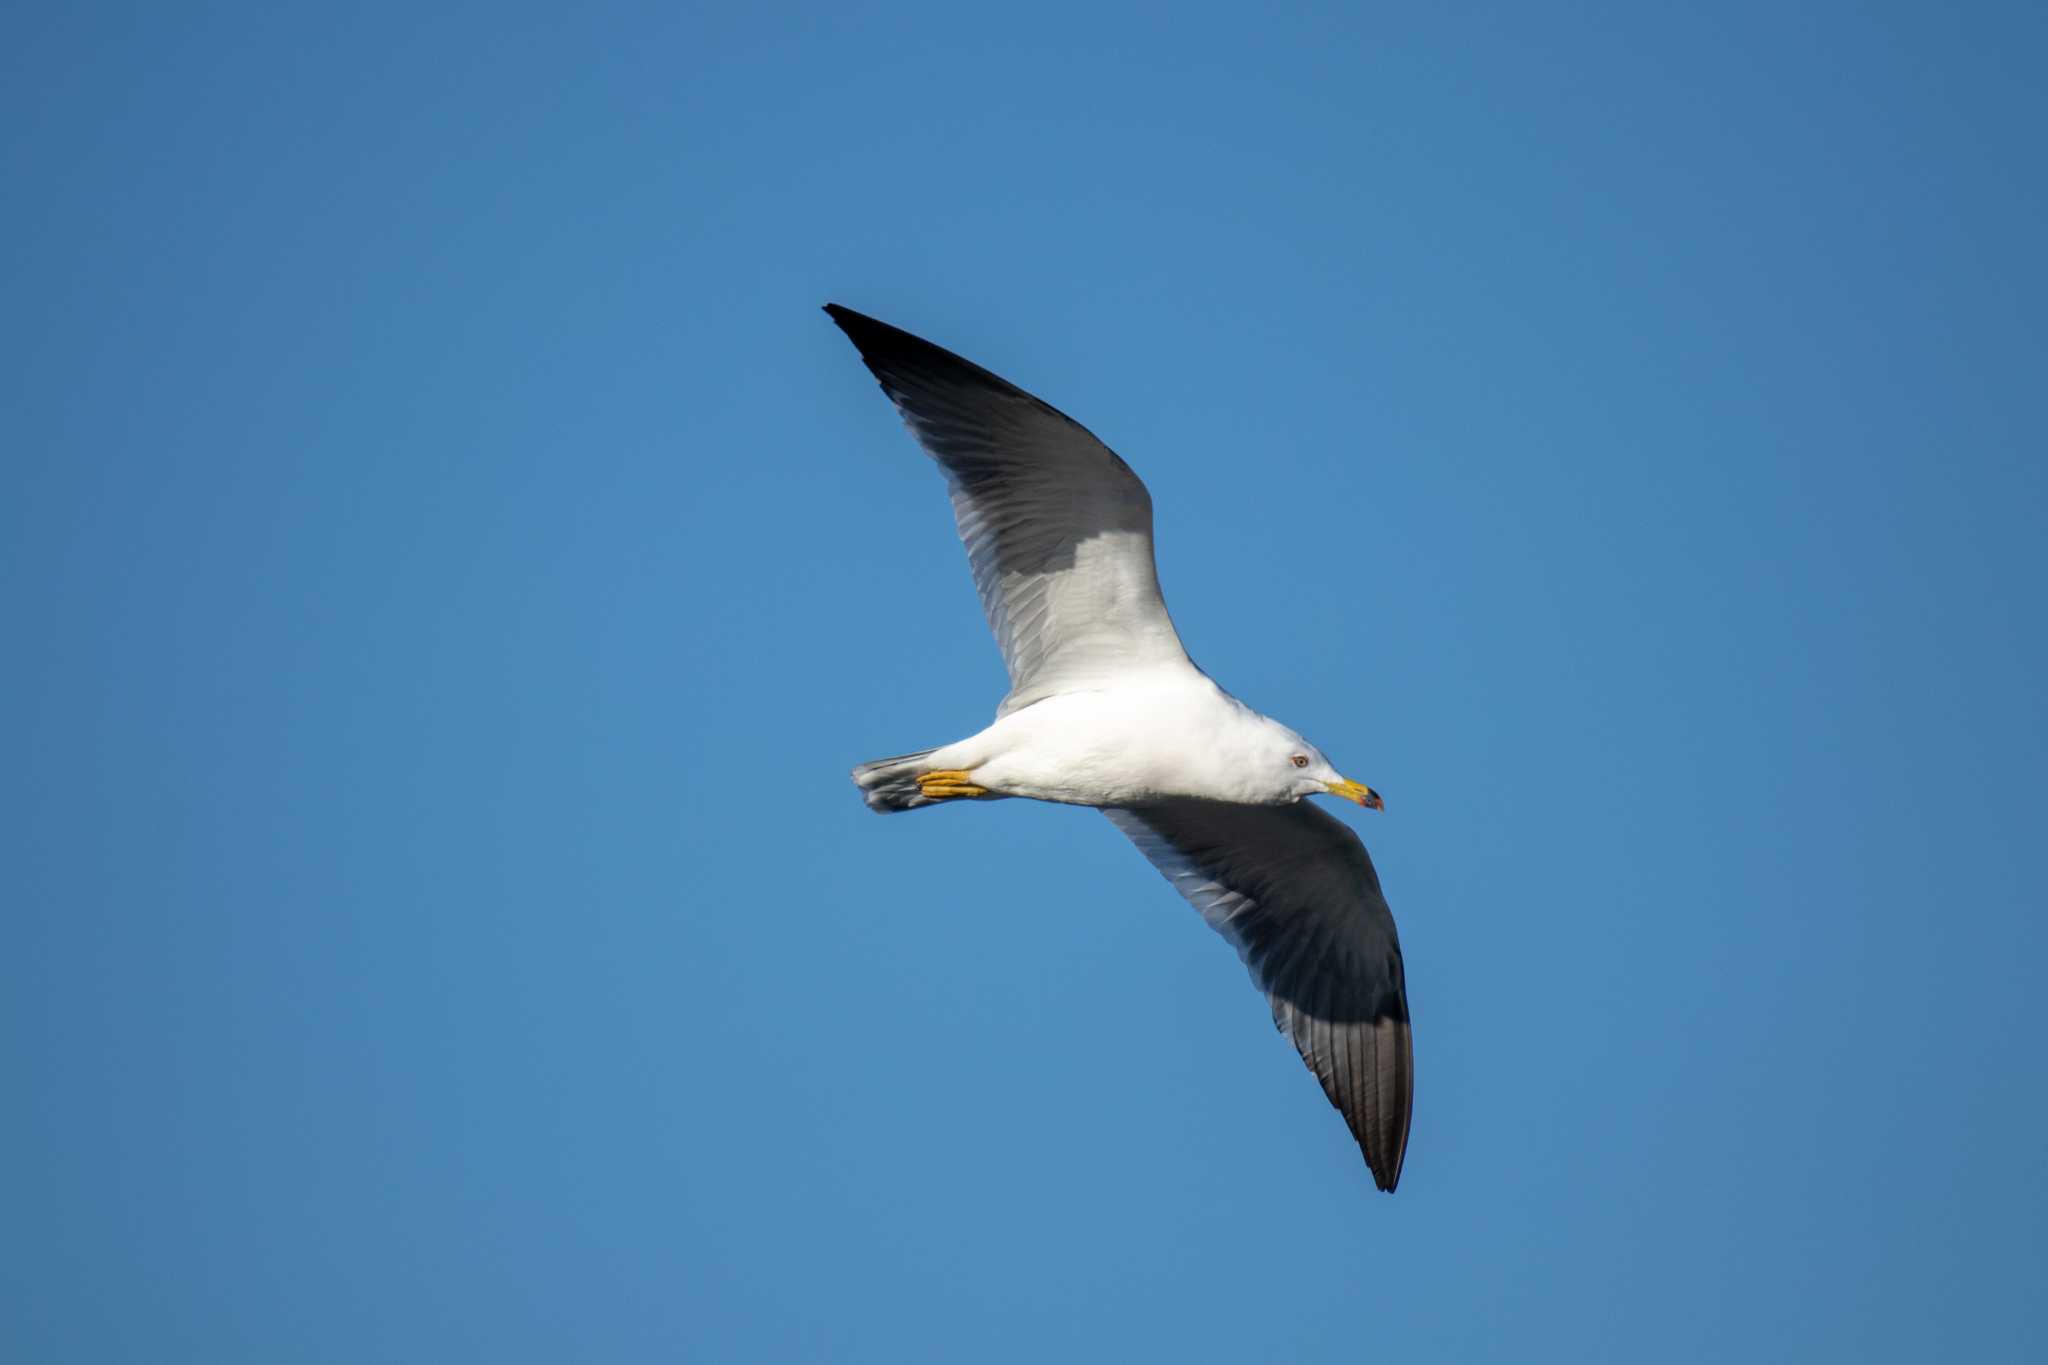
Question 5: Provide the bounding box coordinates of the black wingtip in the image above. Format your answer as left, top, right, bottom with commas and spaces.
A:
822, 301, 880, 333
820, 302, 857, 331
819, 302, 1055, 412
821, 302, 918, 353
821, 301, 853, 333
1364, 1138, 1399, 1192
820, 301, 903, 354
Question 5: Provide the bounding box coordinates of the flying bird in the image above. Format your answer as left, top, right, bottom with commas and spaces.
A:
827, 304, 1414, 1191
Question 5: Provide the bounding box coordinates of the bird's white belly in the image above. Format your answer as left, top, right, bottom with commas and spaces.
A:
939, 679, 1252, 807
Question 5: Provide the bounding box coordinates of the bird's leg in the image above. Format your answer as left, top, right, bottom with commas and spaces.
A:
917, 769, 989, 800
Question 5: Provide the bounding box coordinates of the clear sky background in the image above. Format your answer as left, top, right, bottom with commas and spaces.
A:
6, 3, 2044, 1361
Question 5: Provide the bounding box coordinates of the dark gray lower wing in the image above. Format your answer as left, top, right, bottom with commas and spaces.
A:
1104, 799, 1414, 1191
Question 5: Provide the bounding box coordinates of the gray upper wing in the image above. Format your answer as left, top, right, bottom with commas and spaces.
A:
1104, 799, 1414, 1191
826, 305, 1192, 714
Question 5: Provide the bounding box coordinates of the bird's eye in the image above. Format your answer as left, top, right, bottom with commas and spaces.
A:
1290, 754, 1309, 769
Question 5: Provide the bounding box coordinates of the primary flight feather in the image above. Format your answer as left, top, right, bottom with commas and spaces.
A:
828, 304, 1414, 1191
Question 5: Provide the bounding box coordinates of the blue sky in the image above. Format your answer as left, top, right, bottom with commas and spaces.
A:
6, 2, 2044, 1360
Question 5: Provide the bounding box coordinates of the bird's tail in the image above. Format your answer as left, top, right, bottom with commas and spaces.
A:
851, 748, 941, 813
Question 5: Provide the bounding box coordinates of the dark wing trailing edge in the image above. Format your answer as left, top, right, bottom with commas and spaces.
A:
1104, 799, 1414, 1191
824, 304, 1191, 715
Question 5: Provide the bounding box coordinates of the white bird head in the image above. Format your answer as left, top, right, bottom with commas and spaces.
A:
1254, 719, 1384, 811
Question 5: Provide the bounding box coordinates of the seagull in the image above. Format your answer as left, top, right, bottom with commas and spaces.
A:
828, 304, 1414, 1191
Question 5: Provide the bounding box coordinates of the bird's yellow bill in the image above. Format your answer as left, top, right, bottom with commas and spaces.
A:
1326, 778, 1385, 811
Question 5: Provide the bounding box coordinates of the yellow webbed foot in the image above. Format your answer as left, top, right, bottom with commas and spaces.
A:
918, 769, 988, 800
